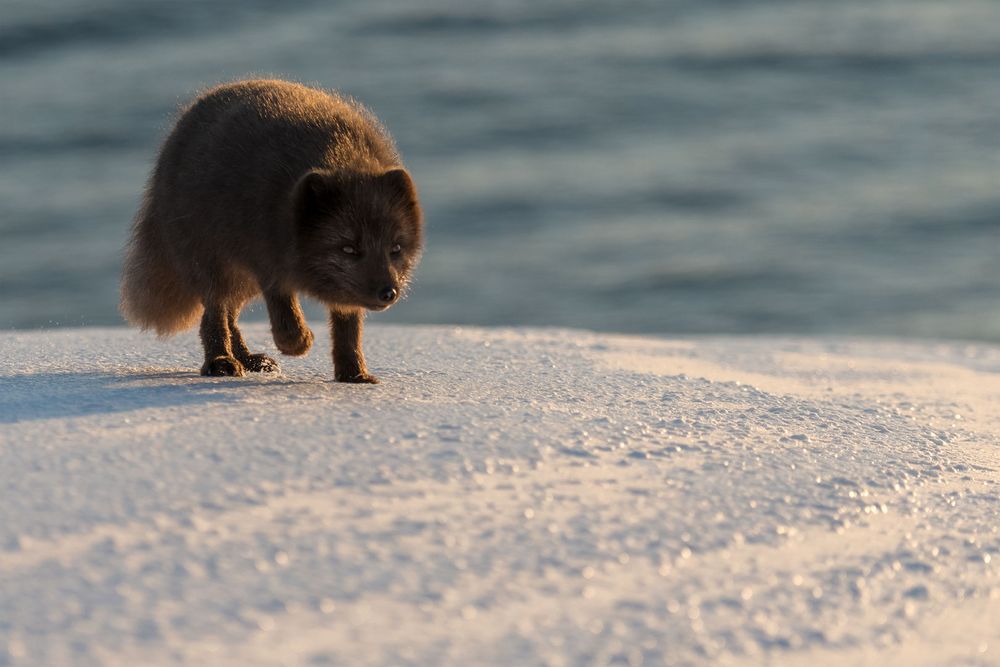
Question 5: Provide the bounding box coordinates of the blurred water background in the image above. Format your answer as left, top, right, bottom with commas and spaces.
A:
2, 0, 1000, 339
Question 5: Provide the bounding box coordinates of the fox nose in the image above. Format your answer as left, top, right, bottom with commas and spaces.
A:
377, 287, 397, 303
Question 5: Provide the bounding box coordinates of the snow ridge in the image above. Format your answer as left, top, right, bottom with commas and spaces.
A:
1, 325, 999, 666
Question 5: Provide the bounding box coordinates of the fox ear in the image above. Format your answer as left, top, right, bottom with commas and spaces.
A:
293, 170, 340, 224
378, 168, 418, 207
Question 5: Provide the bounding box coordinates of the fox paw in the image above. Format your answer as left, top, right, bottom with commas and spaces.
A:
335, 370, 380, 384
273, 326, 314, 356
201, 355, 246, 377
241, 353, 280, 373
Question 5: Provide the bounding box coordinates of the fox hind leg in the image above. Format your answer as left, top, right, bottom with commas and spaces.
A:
229, 308, 279, 373
199, 303, 245, 377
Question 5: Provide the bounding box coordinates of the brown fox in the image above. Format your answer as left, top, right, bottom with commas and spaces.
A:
120, 79, 423, 382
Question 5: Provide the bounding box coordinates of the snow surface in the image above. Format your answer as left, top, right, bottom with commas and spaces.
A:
2, 324, 1000, 666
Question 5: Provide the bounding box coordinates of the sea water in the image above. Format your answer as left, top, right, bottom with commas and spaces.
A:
2, 0, 999, 339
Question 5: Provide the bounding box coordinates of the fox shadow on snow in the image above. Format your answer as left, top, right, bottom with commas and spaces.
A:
0, 370, 302, 424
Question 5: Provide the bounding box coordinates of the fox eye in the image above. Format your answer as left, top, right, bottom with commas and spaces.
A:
342, 245, 357, 255
390, 243, 402, 255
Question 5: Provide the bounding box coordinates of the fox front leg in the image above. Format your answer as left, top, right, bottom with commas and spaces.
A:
265, 291, 314, 356
330, 308, 377, 383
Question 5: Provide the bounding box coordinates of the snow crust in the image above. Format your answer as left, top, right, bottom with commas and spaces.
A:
2, 324, 1000, 666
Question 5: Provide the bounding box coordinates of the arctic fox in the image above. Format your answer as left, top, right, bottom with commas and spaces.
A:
121, 79, 423, 382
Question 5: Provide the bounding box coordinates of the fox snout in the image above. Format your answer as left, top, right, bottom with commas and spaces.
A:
365, 283, 399, 310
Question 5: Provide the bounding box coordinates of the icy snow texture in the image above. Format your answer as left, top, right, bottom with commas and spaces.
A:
2, 325, 1000, 666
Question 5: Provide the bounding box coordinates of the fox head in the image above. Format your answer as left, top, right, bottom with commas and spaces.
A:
292, 168, 423, 311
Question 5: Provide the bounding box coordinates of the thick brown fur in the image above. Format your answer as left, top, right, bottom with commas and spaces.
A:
121, 79, 423, 381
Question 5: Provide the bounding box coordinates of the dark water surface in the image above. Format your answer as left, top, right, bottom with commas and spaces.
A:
2, 0, 1000, 339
